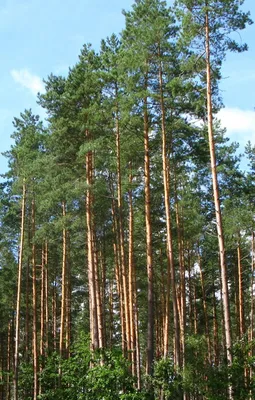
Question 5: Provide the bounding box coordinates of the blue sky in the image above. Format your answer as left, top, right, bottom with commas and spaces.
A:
0, 0, 254, 174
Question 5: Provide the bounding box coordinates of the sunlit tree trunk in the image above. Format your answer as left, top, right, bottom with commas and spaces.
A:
110, 183, 125, 353
237, 237, 245, 337
13, 181, 26, 400
158, 56, 180, 367
31, 198, 38, 400
60, 202, 67, 359
212, 284, 219, 366
250, 232, 255, 389
45, 242, 49, 353
174, 173, 186, 368
205, 8, 232, 381
39, 246, 45, 396
6, 321, 11, 400
25, 234, 31, 360
40, 246, 45, 360
115, 99, 130, 356
94, 238, 104, 349
86, 132, 99, 351
144, 82, 154, 375
52, 282, 57, 352
198, 252, 211, 362
128, 162, 140, 386
65, 233, 71, 357
128, 163, 135, 371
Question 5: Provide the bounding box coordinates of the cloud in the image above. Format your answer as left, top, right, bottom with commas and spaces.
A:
10, 68, 44, 96
217, 107, 255, 146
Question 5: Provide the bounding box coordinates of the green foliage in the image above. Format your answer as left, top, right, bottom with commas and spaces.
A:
230, 339, 255, 399
152, 358, 183, 399
19, 362, 34, 400
37, 343, 146, 400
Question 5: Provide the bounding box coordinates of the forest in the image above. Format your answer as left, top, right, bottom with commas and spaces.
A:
0, 0, 254, 399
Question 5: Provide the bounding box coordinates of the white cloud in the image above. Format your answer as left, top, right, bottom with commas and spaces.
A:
217, 107, 255, 145
10, 68, 44, 96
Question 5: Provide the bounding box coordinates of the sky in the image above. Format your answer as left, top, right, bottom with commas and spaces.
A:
0, 0, 254, 175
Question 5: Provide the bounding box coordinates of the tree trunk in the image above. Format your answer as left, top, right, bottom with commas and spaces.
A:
94, 240, 104, 349
31, 198, 38, 400
60, 202, 67, 359
128, 162, 140, 386
6, 321, 11, 400
115, 98, 130, 356
205, 7, 232, 374
237, 238, 245, 337
144, 87, 154, 375
40, 246, 45, 361
52, 282, 57, 352
65, 233, 71, 357
198, 252, 211, 362
86, 133, 99, 351
212, 284, 219, 366
128, 163, 135, 370
39, 246, 45, 396
45, 242, 49, 354
110, 182, 125, 353
13, 181, 26, 400
158, 56, 180, 367
174, 172, 186, 367
250, 232, 254, 388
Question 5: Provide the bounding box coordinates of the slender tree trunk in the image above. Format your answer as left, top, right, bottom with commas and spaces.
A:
52, 282, 57, 352
234, 253, 240, 338
45, 242, 49, 354
250, 232, 254, 388
174, 172, 186, 369
128, 162, 140, 386
65, 233, 71, 357
128, 163, 135, 371
86, 133, 99, 351
144, 87, 154, 375
115, 99, 131, 356
158, 56, 180, 367
159, 248, 166, 358
205, 8, 232, 373
13, 181, 26, 400
237, 238, 245, 337
39, 246, 45, 396
100, 247, 106, 349
31, 198, 38, 400
198, 252, 211, 362
0, 336, 3, 400
193, 284, 198, 335
60, 202, 67, 359
134, 281, 141, 390
212, 284, 219, 366
110, 182, 125, 353
25, 239, 30, 360
94, 241, 104, 349
40, 246, 45, 360
187, 249, 193, 333
6, 321, 11, 400
108, 279, 114, 348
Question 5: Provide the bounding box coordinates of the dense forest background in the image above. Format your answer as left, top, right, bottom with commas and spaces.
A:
0, 0, 255, 399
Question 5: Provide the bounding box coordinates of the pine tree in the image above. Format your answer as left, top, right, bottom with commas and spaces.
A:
174, 3, 252, 395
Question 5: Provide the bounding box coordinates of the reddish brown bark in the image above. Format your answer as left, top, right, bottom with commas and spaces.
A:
144, 89, 154, 375
13, 181, 26, 400
31, 198, 38, 400
86, 133, 99, 351
205, 8, 232, 377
